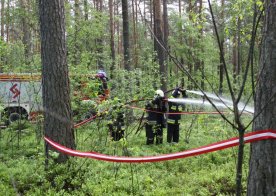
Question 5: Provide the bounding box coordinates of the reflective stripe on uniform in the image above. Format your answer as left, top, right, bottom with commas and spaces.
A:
147, 120, 157, 125
170, 105, 183, 112
167, 119, 176, 124
171, 105, 177, 110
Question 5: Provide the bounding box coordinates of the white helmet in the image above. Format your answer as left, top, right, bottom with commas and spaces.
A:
155, 89, 164, 98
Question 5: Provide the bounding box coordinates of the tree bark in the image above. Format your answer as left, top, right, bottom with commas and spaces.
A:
95, 0, 104, 70
20, 0, 32, 63
153, 0, 165, 91
132, 0, 138, 68
162, 0, 168, 92
1, 0, 4, 39
178, 0, 181, 15
0, 0, 4, 72
218, 0, 225, 95
233, 34, 238, 80
150, 0, 153, 40
187, 0, 193, 89
247, 1, 276, 195
109, 0, 115, 78
199, 0, 204, 90
115, 2, 121, 66
84, 0, 88, 20
122, 0, 130, 71
39, 0, 75, 163
72, 0, 81, 66
163, 0, 168, 55
178, 0, 185, 88
6, 0, 9, 43
233, 17, 242, 85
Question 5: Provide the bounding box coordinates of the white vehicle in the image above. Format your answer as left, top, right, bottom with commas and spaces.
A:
0, 74, 42, 125
0, 72, 110, 125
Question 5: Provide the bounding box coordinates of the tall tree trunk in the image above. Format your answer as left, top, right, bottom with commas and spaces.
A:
20, 0, 32, 64
84, 0, 88, 20
122, 0, 130, 70
0, 0, 4, 72
143, 0, 147, 39
178, 0, 181, 15
95, 0, 102, 11
199, 0, 205, 90
153, 0, 165, 91
178, 0, 185, 88
233, 34, 238, 80
73, 0, 81, 66
247, 1, 276, 195
1, 0, 4, 39
237, 17, 241, 75
115, 1, 121, 67
150, 0, 153, 40
132, 0, 138, 68
93, 0, 96, 8
6, 0, 9, 43
162, 0, 168, 92
109, 0, 115, 78
163, 0, 168, 56
39, 0, 75, 163
96, 0, 104, 70
218, 0, 225, 95
187, 0, 193, 89
233, 18, 241, 84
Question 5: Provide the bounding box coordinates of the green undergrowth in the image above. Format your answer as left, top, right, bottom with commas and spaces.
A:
0, 114, 252, 195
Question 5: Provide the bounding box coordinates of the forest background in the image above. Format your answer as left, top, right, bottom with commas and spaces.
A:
0, 0, 275, 195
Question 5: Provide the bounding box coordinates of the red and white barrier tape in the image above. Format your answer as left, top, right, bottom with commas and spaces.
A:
44, 130, 276, 163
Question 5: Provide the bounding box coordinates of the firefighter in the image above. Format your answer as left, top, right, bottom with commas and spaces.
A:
167, 88, 187, 143
145, 90, 166, 145
108, 102, 125, 141
96, 70, 108, 97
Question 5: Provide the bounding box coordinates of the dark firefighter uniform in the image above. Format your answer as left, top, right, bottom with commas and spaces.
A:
145, 90, 166, 145
167, 88, 187, 143
167, 100, 182, 143
108, 104, 125, 141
